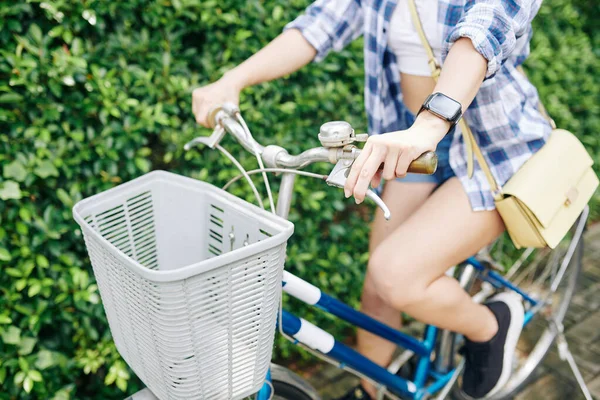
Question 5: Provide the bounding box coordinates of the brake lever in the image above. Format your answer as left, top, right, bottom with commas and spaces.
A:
326, 159, 392, 220
184, 125, 226, 151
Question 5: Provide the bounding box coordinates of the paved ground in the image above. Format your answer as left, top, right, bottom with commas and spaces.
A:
303, 224, 600, 400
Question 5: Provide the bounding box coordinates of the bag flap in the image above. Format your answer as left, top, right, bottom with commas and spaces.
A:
502, 129, 595, 228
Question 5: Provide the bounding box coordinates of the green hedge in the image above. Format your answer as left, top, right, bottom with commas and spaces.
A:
0, 0, 598, 398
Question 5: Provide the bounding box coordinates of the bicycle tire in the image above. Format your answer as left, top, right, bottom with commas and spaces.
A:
452, 212, 585, 400
270, 363, 322, 400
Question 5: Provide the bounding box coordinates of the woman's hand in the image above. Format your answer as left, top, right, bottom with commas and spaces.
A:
344, 114, 449, 203
192, 74, 242, 128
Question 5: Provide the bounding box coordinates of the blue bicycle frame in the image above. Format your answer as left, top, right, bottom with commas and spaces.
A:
256, 257, 540, 400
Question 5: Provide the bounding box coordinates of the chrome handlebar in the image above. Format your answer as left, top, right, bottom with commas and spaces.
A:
184, 106, 336, 169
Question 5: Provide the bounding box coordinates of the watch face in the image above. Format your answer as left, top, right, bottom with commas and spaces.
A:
429, 94, 462, 121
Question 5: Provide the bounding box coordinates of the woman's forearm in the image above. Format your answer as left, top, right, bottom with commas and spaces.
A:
222, 29, 317, 90
192, 29, 315, 126
435, 38, 487, 111
414, 37, 488, 130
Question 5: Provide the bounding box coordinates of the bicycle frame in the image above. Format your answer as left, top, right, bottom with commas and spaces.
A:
254, 173, 555, 400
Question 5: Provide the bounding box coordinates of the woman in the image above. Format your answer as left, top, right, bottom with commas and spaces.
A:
192, 0, 551, 398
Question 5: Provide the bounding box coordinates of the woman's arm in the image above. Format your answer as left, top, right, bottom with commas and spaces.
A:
433, 38, 487, 114
193, 0, 364, 127
344, 38, 487, 202
344, 0, 543, 201
223, 30, 316, 90
192, 30, 316, 127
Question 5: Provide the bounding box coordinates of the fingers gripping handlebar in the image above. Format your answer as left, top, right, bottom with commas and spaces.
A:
317, 121, 437, 219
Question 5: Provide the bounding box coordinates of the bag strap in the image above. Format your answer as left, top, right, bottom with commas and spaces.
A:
516, 65, 557, 129
406, 0, 502, 198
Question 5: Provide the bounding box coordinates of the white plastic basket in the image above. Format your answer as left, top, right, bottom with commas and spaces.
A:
73, 171, 294, 400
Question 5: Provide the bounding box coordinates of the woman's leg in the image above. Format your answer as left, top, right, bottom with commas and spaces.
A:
358, 178, 522, 400
357, 180, 436, 395
367, 177, 504, 340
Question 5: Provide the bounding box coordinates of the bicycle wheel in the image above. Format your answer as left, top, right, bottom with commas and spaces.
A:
453, 208, 586, 400
269, 364, 321, 400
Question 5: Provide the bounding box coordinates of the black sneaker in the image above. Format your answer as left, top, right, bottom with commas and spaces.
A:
335, 385, 372, 400
461, 292, 524, 399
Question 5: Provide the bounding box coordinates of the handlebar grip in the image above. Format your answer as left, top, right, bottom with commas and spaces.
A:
207, 106, 223, 129
407, 151, 438, 175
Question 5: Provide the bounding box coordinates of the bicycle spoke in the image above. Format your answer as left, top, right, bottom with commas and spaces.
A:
512, 248, 549, 287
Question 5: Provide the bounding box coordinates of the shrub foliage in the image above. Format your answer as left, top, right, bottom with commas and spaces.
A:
0, 0, 597, 398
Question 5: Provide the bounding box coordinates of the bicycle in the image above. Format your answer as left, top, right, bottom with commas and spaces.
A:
77, 104, 588, 400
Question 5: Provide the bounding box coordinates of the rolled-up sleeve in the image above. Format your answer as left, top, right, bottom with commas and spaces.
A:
443, 0, 542, 78
284, 0, 364, 62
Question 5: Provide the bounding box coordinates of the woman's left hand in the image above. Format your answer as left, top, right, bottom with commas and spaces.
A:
344, 116, 448, 203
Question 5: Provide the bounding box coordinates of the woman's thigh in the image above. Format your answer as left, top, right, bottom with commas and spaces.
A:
369, 177, 505, 293
370, 180, 437, 252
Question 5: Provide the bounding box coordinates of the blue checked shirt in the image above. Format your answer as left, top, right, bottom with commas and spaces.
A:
285, 0, 552, 210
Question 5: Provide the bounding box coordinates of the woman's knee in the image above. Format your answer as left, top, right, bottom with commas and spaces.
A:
360, 273, 389, 313
367, 246, 427, 309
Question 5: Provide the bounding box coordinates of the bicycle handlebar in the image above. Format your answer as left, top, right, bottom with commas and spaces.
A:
185, 104, 438, 220
209, 110, 438, 174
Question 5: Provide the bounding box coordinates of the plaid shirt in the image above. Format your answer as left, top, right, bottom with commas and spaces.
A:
285, 0, 552, 210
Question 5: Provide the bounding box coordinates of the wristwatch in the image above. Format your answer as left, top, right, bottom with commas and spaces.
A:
417, 92, 463, 130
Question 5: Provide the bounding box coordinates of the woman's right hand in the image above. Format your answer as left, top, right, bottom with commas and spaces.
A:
192, 75, 242, 128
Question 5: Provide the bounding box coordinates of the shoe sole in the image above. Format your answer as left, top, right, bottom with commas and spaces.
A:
485, 292, 525, 399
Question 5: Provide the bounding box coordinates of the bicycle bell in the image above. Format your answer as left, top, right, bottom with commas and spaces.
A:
318, 121, 368, 147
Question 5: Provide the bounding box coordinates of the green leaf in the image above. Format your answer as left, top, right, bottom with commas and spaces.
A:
3, 160, 27, 182
18, 357, 29, 372
0, 315, 12, 324
2, 326, 21, 345
19, 208, 32, 222
105, 368, 116, 385
0, 367, 6, 384
272, 5, 283, 21
56, 188, 72, 206
36, 255, 49, 268
23, 376, 33, 393
14, 371, 25, 385
28, 370, 42, 382
134, 157, 151, 173
16, 221, 28, 235
54, 293, 68, 303
15, 279, 27, 292
34, 160, 59, 179
137, 147, 152, 157
0, 247, 11, 262
5, 268, 22, 277
35, 350, 57, 370
0, 180, 22, 200
29, 24, 42, 43
116, 377, 127, 392
52, 388, 72, 400
0, 92, 23, 104
18, 337, 37, 356
14, 304, 32, 316
28, 283, 42, 297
